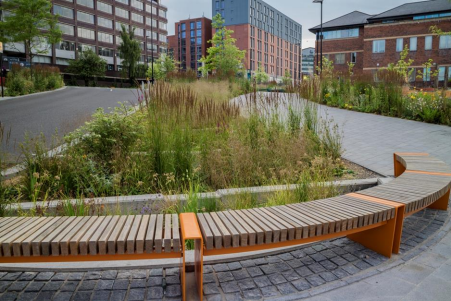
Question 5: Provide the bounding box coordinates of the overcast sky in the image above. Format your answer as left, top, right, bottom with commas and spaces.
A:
161, 0, 423, 48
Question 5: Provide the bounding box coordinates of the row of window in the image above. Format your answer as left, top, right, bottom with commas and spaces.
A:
179, 21, 202, 31
54, 4, 167, 30
57, 40, 166, 55
322, 28, 359, 40
58, 0, 167, 18
373, 35, 451, 53
324, 52, 357, 65
58, 23, 167, 42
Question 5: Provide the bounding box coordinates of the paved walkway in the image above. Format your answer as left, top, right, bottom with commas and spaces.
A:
316, 104, 451, 176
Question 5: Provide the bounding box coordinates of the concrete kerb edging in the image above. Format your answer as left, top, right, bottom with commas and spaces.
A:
0, 86, 67, 103
8, 178, 381, 212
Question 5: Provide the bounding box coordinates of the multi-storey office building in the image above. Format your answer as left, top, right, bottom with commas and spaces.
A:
309, 0, 451, 84
302, 47, 315, 77
167, 17, 212, 75
1, 0, 168, 76
212, 0, 302, 82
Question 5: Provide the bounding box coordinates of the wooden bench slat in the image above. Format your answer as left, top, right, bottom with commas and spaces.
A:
154, 214, 164, 253
136, 215, 150, 254
228, 210, 259, 246
172, 214, 180, 253
203, 213, 223, 249
98, 216, 120, 255
51, 216, 88, 256
197, 213, 214, 250
240, 210, 273, 244
107, 215, 128, 255
65, 216, 97, 256
79, 216, 106, 256
164, 214, 172, 253
209, 212, 232, 248
273, 206, 318, 237
222, 211, 249, 247
234, 210, 265, 245
145, 214, 157, 253
117, 215, 135, 255
266, 207, 306, 239
259, 208, 295, 241
2, 218, 48, 257
251, 208, 287, 242
88, 216, 113, 255
217, 212, 240, 247
8, 218, 52, 257
127, 215, 142, 254
20, 217, 62, 257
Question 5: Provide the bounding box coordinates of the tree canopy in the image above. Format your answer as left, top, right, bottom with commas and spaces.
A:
118, 25, 141, 83
0, 0, 62, 78
147, 53, 178, 81
67, 49, 107, 86
253, 63, 269, 84
199, 14, 246, 78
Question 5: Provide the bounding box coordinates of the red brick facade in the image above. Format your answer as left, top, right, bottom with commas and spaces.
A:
227, 24, 301, 81
314, 17, 451, 82
167, 17, 212, 74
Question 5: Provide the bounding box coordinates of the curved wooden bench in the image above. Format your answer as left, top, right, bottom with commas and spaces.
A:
190, 153, 451, 300
0, 153, 449, 301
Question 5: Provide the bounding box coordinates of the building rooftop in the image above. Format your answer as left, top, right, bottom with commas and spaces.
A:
309, 11, 373, 33
369, 0, 451, 21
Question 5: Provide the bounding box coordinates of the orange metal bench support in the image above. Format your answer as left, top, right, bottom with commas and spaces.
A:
429, 188, 450, 211
180, 213, 204, 301
347, 193, 405, 255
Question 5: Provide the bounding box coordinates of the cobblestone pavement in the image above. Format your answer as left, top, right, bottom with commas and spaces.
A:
1, 207, 444, 301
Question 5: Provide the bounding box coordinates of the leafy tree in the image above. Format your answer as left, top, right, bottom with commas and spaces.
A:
253, 63, 269, 84
282, 70, 292, 86
199, 14, 246, 78
118, 25, 141, 84
0, 0, 62, 79
67, 49, 107, 86
416, 59, 439, 83
147, 53, 178, 81
386, 45, 414, 84
316, 57, 334, 78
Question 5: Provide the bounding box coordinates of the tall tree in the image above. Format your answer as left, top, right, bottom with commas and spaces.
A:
147, 53, 178, 80
67, 48, 106, 86
199, 14, 246, 78
253, 63, 269, 84
118, 25, 141, 84
0, 0, 62, 78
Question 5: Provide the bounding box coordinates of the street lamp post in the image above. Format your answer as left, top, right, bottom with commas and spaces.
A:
150, 3, 155, 85
313, 0, 323, 74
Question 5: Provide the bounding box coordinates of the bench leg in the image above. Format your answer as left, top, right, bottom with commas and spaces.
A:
180, 213, 204, 301
428, 188, 450, 211
347, 205, 405, 258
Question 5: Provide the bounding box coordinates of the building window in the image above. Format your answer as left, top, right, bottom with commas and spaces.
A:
134, 27, 144, 37
410, 37, 417, 51
77, 0, 94, 9
53, 5, 74, 19
132, 13, 144, 23
408, 68, 416, 82
98, 32, 114, 43
78, 44, 96, 52
116, 0, 129, 4
323, 28, 358, 40
159, 10, 166, 18
438, 67, 451, 81
425, 36, 433, 50
57, 23, 74, 36
335, 53, 345, 65
98, 47, 114, 57
115, 7, 129, 19
77, 11, 94, 24
116, 22, 128, 31
58, 41, 75, 51
439, 35, 451, 49
131, 0, 143, 10
77, 27, 95, 40
97, 2, 112, 14
350, 52, 357, 64
396, 38, 403, 52
372, 40, 385, 53
160, 22, 167, 30
98, 17, 113, 29
197, 21, 202, 29
413, 12, 451, 20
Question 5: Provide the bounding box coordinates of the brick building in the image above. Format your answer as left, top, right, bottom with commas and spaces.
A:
212, 0, 303, 82
167, 17, 212, 76
1, 0, 168, 77
309, 0, 451, 84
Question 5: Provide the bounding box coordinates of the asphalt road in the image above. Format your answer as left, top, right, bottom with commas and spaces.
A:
0, 87, 138, 158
